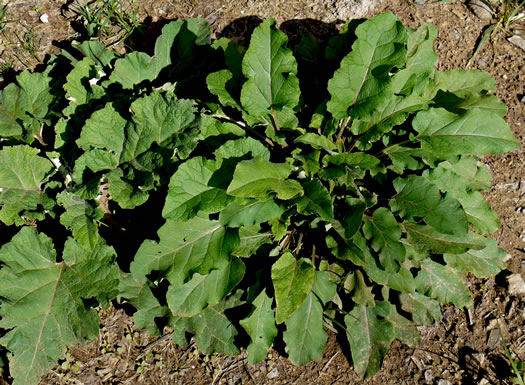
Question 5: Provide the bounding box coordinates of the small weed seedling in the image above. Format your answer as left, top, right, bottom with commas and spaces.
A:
499, 323, 525, 385
470, 0, 525, 63
0, 1, 14, 34
74, 0, 139, 45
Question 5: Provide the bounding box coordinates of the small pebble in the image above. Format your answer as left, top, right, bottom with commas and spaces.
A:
468, 0, 494, 20
487, 328, 500, 348
267, 367, 279, 379
39, 13, 49, 23
438, 380, 453, 385
508, 273, 525, 295
508, 35, 525, 52
424, 369, 434, 383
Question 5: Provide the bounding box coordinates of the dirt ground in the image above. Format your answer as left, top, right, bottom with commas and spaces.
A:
0, 0, 524, 384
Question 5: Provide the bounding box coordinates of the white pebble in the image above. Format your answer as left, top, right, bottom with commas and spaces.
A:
40, 13, 49, 23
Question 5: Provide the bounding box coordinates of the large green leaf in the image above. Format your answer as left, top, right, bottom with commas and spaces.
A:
331, 198, 366, 241
109, 52, 159, 89
240, 291, 278, 364
363, 207, 405, 271
163, 157, 231, 221
62, 57, 104, 116
166, 257, 245, 317
399, 292, 442, 325
76, 102, 127, 160
425, 69, 497, 99
172, 291, 243, 355
344, 270, 375, 307
387, 308, 421, 347
296, 180, 334, 221
123, 92, 197, 162
353, 94, 428, 150
200, 115, 245, 138
345, 302, 394, 379
415, 259, 472, 307
57, 191, 104, 250
350, 233, 417, 292
0, 71, 54, 141
232, 225, 272, 257
0, 145, 55, 225
283, 291, 325, 365
391, 23, 437, 95
105, 168, 149, 209
75, 94, 196, 181
283, 271, 336, 365
0, 227, 119, 385
404, 223, 485, 254
327, 12, 407, 119
109, 19, 211, 89
227, 156, 303, 200
240, 18, 300, 125
390, 175, 468, 235
323, 152, 380, 169
272, 252, 315, 323
219, 199, 284, 227
130, 217, 236, 286
444, 238, 507, 278
207, 70, 244, 111
413, 108, 520, 155
426, 157, 499, 233
295, 133, 337, 151
207, 38, 246, 110
70, 40, 116, 67
118, 274, 169, 336
214, 137, 270, 165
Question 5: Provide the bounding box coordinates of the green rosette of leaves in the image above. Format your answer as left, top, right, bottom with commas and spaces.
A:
0, 11, 519, 385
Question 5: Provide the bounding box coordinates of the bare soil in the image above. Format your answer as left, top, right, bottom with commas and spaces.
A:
0, 0, 523, 384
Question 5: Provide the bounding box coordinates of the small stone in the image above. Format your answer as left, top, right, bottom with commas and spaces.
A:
267, 367, 279, 379
487, 328, 501, 348
258, 364, 267, 372
508, 35, 525, 52
487, 318, 499, 331
39, 13, 49, 23
468, 0, 494, 20
438, 380, 453, 385
424, 369, 434, 383
508, 273, 525, 295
